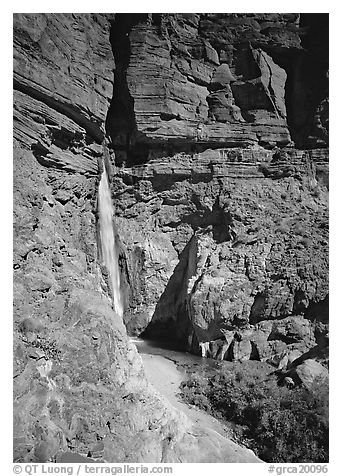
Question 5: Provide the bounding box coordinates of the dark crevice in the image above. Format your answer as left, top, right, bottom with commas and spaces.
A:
141, 236, 197, 347
250, 341, 261, 361
234, 45, 262, 81
49, 127, 84, 151
249, 292, 266, 325
181, 196, 235, 243
263, 13, 328, 148
105, 14, 149, 166
304, 295, 329, 323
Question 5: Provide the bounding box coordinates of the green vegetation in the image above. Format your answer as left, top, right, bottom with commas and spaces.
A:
180, 361, 328, 462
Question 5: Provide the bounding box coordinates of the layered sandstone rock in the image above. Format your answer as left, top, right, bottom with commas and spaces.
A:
106, 13, 328, 161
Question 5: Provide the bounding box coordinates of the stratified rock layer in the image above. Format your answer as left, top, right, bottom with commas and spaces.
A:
106, 13, 328, 162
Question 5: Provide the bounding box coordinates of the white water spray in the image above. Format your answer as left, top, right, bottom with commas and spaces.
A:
98, 165, 124, 317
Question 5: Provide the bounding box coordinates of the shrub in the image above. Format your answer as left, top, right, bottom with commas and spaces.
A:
180, 362, 328, 463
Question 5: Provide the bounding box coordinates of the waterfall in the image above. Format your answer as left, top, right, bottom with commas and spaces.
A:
98, 165, 124, 317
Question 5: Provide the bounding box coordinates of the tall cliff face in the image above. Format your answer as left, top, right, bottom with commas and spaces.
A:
13, 13, 328, 463
110, 14, 328, 363
106, 13, 328, 165
119, 148, 328, 362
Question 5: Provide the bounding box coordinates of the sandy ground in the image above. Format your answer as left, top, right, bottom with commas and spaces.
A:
140, 352, 233, 438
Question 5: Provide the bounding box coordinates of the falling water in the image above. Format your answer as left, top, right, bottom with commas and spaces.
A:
98, 165, 124, 317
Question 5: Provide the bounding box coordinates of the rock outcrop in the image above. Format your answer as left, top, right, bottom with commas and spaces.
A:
287, 359, 329, 389
116, 147, 328, 368
13, 12, 328, 463
106, 13, 328, 163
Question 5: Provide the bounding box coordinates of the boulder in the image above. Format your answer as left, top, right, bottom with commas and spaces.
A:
211, 64, 237, 86
289, 359, 328, 389
231, 338, 253, 362
277, 349, 303, 371
268, 315, 315, 347
203, 40, 220, 65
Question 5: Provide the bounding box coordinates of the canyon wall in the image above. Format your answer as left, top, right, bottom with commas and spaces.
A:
107, 13, 328, 163
13, 13, 328, 463
110, 13, 328, 365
